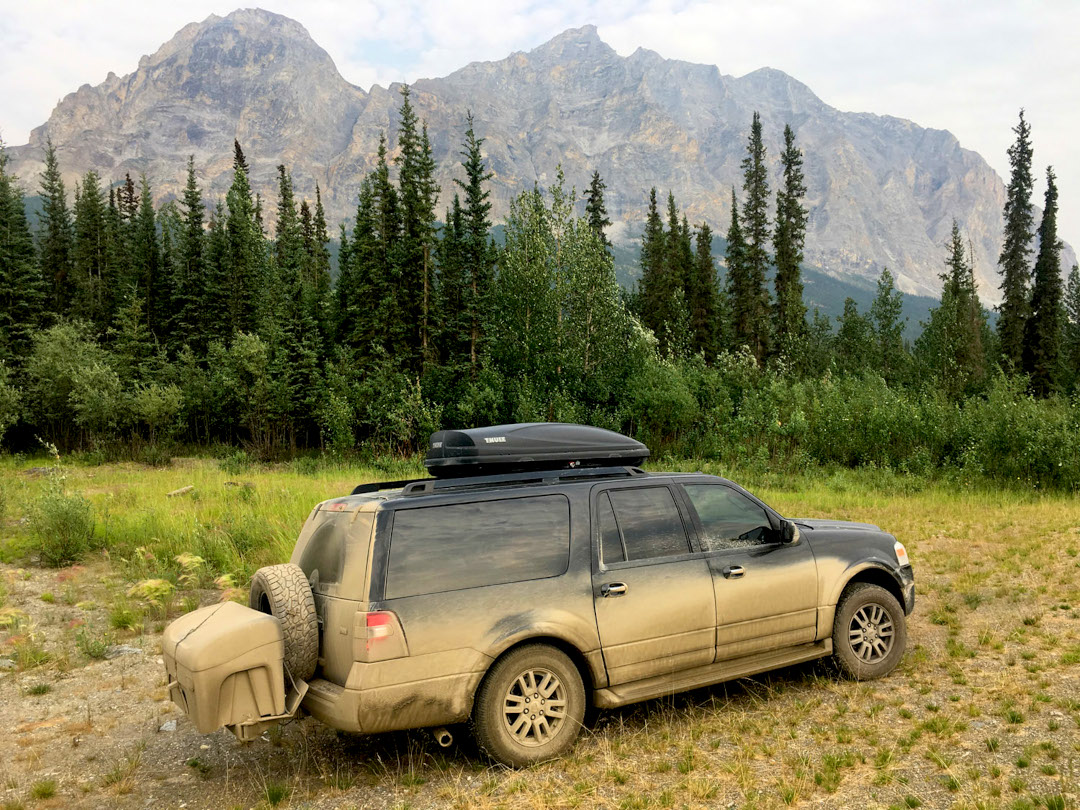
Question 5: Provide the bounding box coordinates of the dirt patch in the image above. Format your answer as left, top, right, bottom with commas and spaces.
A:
1, 511, 1079, 809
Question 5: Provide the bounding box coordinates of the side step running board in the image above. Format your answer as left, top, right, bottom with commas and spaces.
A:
593, 640, 832, 709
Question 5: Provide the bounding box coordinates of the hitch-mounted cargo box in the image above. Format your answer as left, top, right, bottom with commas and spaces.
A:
162, 601, 305, 740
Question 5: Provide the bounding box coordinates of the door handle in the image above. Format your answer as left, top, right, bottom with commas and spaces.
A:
722, 565, 745, 579
601, 582, 628, 597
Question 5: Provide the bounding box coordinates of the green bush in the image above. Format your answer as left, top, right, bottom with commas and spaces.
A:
29, 489, 94, 567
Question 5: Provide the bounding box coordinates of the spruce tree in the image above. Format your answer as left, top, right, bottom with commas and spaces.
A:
1024, 166, 1063, 396
132, 175, 164, 336
638, 187, 667, 340
1063, 264, 1080, 391
436, 194, 469, 368
225, 141, 263, 334
689, 222, 720, 360
395, 87, 439, 369
724, 187, 747, 352
454, 112, 494, 370
176, 156, 206, 344
309, 184, 333, 352
738, 112, 772, 362
0, 143, 47, 366
773, 123, 808, 359
997, 110, 1035, 369
835, 298, 873, 374
868, 268, 908, 384
916, 222, 988, 398
201, 201, 231, 347
71, 170, 108, 328
585, 170, 612, 248
37, 137, 74, 315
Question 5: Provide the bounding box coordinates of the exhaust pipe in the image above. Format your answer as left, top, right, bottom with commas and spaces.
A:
432, 727, 453, 748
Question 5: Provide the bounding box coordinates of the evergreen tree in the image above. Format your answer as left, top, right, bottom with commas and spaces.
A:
225, 141, 263, 334
835, 298, 873, 374
37, 137, 74, 314
343, 176, 381, 353
772, 123, 808, 359
71, 170, 108, 327
334, 220, 353, 343
638, 187, 667, 344
584, 170, 612, 248
868, 268, 908, 384
309, 184, 333, 352
176, 156, 206, 344
1063, 264, 1080, 391
132, 174, 165, 337
0, 143, 47, 365
737, 112, 771, 362
436, 194, 469, 368
201, 201, 231, 346
916, 222, 988, 398
997, 110, 1035, 369
395, 86, 439, 369
454, 112, 494, 370
688, 222, 720, 360
1024, 166, 1063, 396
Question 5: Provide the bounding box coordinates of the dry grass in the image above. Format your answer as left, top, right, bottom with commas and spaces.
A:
0, 456, 1078, 808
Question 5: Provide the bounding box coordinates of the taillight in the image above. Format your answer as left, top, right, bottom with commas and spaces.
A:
365, 612, 395, 648
894, 541, 910, 567
352, 610, 408, 663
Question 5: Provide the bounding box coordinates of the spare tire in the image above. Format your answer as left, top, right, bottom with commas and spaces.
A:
249, 563, 319, 682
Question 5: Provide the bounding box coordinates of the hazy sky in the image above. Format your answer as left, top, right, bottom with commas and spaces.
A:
2, 0, 1078, 246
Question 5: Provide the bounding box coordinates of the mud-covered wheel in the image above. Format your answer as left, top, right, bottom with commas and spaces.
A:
832, 582, 907, 681
249, 564, 318, 682
471, 644, 585, 768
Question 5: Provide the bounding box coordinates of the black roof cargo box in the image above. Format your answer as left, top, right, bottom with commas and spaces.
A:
424, 423, 649, 478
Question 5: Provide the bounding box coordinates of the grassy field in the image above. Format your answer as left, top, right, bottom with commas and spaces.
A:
0, 454, 1078, 809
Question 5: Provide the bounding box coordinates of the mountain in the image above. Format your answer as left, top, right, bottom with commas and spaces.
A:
6, 9, 1071, 301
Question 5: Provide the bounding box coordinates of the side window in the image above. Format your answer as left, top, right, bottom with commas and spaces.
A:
385, 495, 570, 599
597, 492, 624, 564
683, 484, 774, 551
607, 487, 690, 561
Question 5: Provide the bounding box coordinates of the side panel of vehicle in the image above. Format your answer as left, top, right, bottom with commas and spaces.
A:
338, 487, 601, 733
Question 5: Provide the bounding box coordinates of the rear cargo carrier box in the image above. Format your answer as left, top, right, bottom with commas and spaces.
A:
162, 601, 306, 741
425, 422, 649, 478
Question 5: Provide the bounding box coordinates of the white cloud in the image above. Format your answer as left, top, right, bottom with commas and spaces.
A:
2, 0, 1078, 245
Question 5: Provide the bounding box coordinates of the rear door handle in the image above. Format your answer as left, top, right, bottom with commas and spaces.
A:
601, 582, 628, 597
722, 565, 745, 579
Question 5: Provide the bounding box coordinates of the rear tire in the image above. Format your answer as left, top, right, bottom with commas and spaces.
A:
249, 563, 319, 682
832, 583, 907, 680
471, 644, 585, 767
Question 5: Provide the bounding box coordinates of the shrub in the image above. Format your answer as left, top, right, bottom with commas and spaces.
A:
28, 489, 94, 567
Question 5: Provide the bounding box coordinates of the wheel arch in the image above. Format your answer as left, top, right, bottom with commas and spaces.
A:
469, 635, 597, 714
833, 564, 906, 614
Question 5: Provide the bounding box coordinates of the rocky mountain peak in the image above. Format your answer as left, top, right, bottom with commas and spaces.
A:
8, 13, 1073, 300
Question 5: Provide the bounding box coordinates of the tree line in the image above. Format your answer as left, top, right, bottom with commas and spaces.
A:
1, 94, 1079, 487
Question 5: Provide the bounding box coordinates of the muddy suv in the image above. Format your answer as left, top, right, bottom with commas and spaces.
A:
163, 423, 915, 767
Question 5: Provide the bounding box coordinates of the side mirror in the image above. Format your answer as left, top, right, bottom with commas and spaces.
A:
780, 520, 800, 545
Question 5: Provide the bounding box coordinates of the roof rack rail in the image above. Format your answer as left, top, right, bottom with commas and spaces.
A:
401, 465, 645, 497
350, 478, 429, 496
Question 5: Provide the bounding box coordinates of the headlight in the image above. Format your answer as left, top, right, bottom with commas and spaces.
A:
894, 540, 909, 567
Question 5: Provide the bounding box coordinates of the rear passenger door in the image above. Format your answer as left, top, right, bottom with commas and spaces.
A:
679, 483, 818, 661
591, 484, 716, 685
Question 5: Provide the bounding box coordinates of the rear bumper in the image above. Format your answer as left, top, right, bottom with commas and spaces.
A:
899, 565, 915, 614
302, 670, 483, 734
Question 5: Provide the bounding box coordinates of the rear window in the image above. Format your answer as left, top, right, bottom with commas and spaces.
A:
384, 495, 570, 599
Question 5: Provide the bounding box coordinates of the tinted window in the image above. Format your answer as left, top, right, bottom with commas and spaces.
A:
385, 495, 570, 599
607, 487, 689, 561
598, 492, 624, 564
683, 484, 773, 550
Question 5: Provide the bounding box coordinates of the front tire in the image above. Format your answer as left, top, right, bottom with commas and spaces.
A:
471, 644, 586, 767
832, 583, 907, 680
